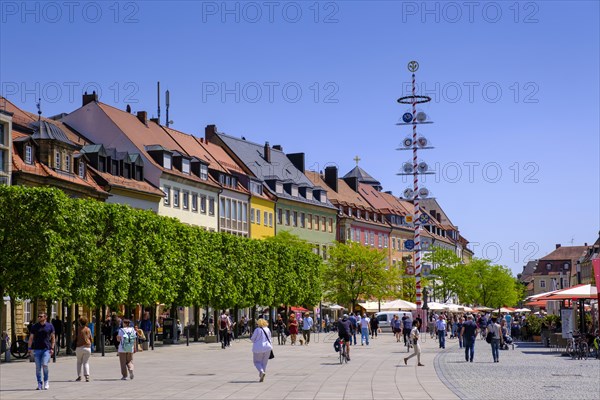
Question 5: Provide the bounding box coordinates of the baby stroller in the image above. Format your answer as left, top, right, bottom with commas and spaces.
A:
501, 334, 514, 350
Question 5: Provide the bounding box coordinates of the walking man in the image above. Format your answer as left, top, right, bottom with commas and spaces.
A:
402, 314, 412, 348
461, 314, 478, 362
404, 320, 424, 367
28, 312, 55, 390
301, 312, 313, 345
348, 313, 357, 345
140, 311, 152, 349
360, 314, 371, 345
436, 315, 447, 349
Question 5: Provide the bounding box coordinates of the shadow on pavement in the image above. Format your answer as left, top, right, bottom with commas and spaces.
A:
229, 380, 258, 384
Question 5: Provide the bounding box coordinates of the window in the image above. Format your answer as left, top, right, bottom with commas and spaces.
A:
378, 234, 382, 248
200, 164, 208, 180
23, 300, 32, 327
78, 161, 85, 178
25, 145, 33, 164
264, 211, 268, 226
300, 213, 305, 228
182, 191, 189, 210
173, 188, 180, 208
98, 156, 105, 172
182, 159, 190, 174
292, 211, 298, 227
0, 151, 4, 172
209, 197, 215, 215
250, 181, 263, 195
277, 209, 283, 224
307, 214, 312, 229
322, 245, 327, 260
321, 217, 326, 232
55, 151, 61, 169
366, 211, 369, 220
64, 155, 70, 172
364, 231, 368, 245
384, 235, 388, 248
232, 201, 238, 222
347, 228, 351, 241
256, 209, 261, 225
314, 216, 319, 230
164, 153, 172, 169
356, 209, 361, 219
328, 218, 333, 233
192, 193, 198, 212
268, 213, 273, 227
124, 163, 131, 178
392, 237, 396, 250
163, 186, 171, 206
200, 195, 207, 214
111, 160, 118, 175
370, 232, 375, 247
285, 210, 290, 226
242, 203, 248, 230
250, 208, 255, 223
540, 280, 546, 288
0, 124, 3, 144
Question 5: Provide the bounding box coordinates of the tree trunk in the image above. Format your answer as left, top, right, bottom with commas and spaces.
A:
0, 286, 4, 343
33, 298, 38, 322
251, 306, 256, 331
66, 301, 73, 355
233, 307, 239, 336
46, 299, 52, 317
9, 296, 17, 342
94, 307, 101, 353
193, 305, 200, 342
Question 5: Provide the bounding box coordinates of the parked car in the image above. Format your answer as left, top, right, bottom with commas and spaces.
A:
375, 311, 413, 332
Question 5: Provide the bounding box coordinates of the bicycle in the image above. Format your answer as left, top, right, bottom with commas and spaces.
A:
339, 338, 348, 364
10, 339, 29, 359
566, 332, 588, 360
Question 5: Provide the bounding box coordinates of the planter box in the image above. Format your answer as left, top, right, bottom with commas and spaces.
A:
532, 335, 541, 342
204, 335, 217, 343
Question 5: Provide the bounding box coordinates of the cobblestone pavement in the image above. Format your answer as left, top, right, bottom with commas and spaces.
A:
435, 339, 600, 400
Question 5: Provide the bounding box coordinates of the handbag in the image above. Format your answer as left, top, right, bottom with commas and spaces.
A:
260, 328, 274, 359
486, 331, 494, 344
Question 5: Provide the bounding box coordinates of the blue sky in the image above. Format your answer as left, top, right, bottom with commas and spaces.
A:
1, 1, 599, 275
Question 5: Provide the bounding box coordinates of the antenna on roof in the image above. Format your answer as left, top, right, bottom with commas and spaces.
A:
36, 98, 42, 121
157, 81, 161, 124
165, 89, 171, 127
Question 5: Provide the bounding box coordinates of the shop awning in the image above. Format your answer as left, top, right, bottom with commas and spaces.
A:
290, 306, 309, 312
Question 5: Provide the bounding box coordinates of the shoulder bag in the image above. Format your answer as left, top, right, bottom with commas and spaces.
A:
260, 328, 274, 359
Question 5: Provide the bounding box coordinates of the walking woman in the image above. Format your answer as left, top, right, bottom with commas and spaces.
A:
487, 317, 503, 363
404, 320, 424, 367
251, 318, 273, 382
75, 316, 93, 382
392, 315, 402, 342
288, 314, 298, 345
117, 319, 137, 380
275, 315, 286, 345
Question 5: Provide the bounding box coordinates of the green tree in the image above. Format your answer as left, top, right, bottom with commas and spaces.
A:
468, 259, 520, 308
423, 247, 463, 303
322, 241, 388, 310
0, 186, 70, 340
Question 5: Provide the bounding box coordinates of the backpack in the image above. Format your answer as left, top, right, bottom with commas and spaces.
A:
333, 338, 341, 352
121, 328, 136, 352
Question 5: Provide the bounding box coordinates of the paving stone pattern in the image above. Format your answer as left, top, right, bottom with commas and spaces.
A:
435, 340, 600, 400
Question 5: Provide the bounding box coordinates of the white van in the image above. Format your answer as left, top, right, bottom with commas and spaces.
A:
375, 311, 413, 332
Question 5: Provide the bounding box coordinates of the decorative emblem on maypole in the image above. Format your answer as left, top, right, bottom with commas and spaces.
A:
395, 61, 435, 313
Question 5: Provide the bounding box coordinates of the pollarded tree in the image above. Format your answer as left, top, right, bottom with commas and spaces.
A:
322, 241, 388, 310
0, 186, 70, 340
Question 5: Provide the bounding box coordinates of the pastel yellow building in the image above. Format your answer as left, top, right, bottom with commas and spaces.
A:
249, 193, 276, 239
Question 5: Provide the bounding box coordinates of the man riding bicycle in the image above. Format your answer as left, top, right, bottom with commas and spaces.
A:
337, 314, 352, 361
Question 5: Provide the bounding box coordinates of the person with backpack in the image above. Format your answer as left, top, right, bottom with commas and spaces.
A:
219, 311, 231, 349
117, 319, 137, 380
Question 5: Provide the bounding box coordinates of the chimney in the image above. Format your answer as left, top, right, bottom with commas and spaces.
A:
205, 124, 218, 143
384, 190, 393, 195
556, 244, 561, 249
82, 91, 98, 106
126, 104, 131, 113
273, 145, 283, 151
136, 111, 147, 125
344, 176, 359, 192
150, 117, 159, 124
584, 242, 588, 246
324, 166, 338, 192
264, 142, 271, 163
287, 152, 305, 173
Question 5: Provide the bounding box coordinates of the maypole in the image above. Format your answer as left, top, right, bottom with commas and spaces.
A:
397, 61, 434, 317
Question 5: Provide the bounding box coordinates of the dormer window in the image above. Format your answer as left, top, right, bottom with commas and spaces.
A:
25, 145, 32, 164
124, 163, 131, 178
55, 151, 61, 169
78, 161, 85, 178
164, 153, 172, 169
182, 158, 190, 174
365, 211, 370, 220
250, 181, 263, 195
65, 155, 71, 173
200, 164, 208, 180
275, 182, 283, 194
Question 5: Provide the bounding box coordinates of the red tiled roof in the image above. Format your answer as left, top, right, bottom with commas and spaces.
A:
539, 246, 588, 261
95, 103, 221, 189
305, 171, 373, 210
89, 166, 165, 198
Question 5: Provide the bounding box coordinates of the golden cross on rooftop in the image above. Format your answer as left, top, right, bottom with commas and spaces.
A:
353, 156, 361, 166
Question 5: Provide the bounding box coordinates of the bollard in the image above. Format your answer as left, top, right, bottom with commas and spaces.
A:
186, 326, 189, 346
101, 334, 105, 357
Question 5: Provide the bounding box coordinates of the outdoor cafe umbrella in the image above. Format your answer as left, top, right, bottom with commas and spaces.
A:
425, 302, 447, 311
514, 308, 531, 313
541, 284, 597, 300
382, 299, 417, 310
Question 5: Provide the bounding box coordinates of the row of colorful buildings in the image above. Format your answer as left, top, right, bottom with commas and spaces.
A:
0, 93, 473, 335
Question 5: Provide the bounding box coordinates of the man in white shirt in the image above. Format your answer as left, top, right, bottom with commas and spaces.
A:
360, 314, 371, 346
436, 315, 447, 349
